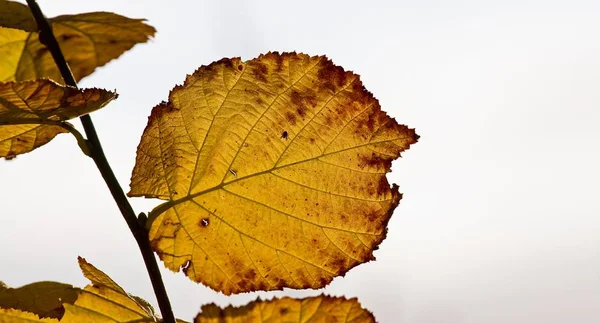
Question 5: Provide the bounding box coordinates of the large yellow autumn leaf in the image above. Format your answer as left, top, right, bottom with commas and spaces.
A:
196, 296, 375, 323
0, 79, 116, 158
0, 257, 163, 322
129, 52, 418, 294
0, 0, 155, 83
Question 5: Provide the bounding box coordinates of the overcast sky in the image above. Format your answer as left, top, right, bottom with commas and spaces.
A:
1, 0, 599, 322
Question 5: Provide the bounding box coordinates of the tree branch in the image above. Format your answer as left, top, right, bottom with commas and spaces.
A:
24, 1, 175, 322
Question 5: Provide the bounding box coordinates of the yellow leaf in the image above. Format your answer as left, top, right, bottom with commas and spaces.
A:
0, 1, 155, 83
0, 124, 66, 159
0, 308, 58, 322
129, 52, 418, 294
63, 257, 159, 322
195, 295, 375, 323
0, 27, 28, 82
0, 257, 162, 323
0, 79, 116, 158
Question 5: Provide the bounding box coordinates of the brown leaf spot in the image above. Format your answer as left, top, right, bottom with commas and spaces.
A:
275, 278, 286, 289
358, 152, 392, 171
257, 281, 269, 291
58, 34, 76, 42
199, 57, 236, 81
219, 57, 235, 69
377, 176, 390, 196
244, 269, 257, 280
366, 111, 378, 132
237, 279, 250, 291
237, 64, 243, 71
319, 277, 329, 286
366, 210, 381, 227
291, 89, 317, 108
331, 257, 346, 272
274, 52, 285, 72
296, 105, 307, 118
280, 307, 289, 315
285, 112, 297, 125
317, 61, 351, 91
252, 61, 268, 82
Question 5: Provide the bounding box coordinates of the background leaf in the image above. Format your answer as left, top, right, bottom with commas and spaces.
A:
0, 257, 163, 323
0, 27, 28, 82
0, 0, 155, 83
0, 79, 116, 158
0, 281, 78, 319
129, 52, 418, 294
0, 123, 66, 159
195, 295, 375, 323
0, 0, 36, 32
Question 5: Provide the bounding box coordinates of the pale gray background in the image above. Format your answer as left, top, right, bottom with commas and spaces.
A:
1, 0, 599, 322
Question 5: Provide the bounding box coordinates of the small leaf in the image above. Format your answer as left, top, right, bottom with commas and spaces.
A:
195, 295, 375, 323
0, 282, 78, 319
0, 27, 28, 82
0, 257, 163, 322
0, 124, 66, 159
0, 308, 58, 322
0, 1, 155, 83
0, 79, 116, 158
0, 0, 37, 32
0, 79, 117, 123
129, 52, 418, 294
72, 257, 159, 321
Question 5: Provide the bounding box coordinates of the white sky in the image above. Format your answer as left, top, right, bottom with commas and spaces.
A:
1, 0, 599, 322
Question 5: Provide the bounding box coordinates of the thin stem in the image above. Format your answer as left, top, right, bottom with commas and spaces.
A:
24, 1, 176, 322
58, 122, 91, 157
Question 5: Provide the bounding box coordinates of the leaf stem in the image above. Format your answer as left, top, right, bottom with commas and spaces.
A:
24, 1, 176, 322
58, 122, 91, 157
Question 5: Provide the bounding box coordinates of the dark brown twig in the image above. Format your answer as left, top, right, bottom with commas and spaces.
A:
24, 1, 175, 321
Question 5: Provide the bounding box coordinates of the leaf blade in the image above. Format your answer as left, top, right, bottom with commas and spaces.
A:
0, 0, 37, 32
130, 52, 418, 294
195, 295, 375, 323
0, 3, 155, 83
0, 258, 161, 323
0, 79, 116, 158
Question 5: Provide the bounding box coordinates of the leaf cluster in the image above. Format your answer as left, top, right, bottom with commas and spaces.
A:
0, 0, 417, 321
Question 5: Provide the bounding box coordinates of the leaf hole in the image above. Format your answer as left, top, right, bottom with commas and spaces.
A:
200, 218, 209, 227
182, 260, 191, 274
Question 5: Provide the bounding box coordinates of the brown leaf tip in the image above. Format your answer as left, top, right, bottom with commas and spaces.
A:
147, 100, 177, 124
